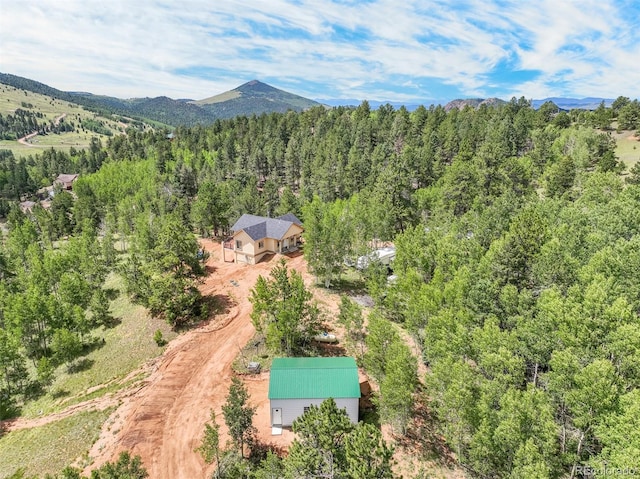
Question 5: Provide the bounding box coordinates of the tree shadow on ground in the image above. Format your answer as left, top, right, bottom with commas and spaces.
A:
104, 288, 120, 301
175, 293, 234, 332
51, 388, 70, 399
207, 293, 235, 316
67, 358, 95, 374
101, 316, 122, 329
23, 380, 47, 401
204, 264, 218, 275
394, 387, 459, 468
360, 407, 381, 427
81, 336, 108, 355
312, 342, 348, 357
313, 274, 368, 296
250, 439, 287, 462
0, 397, 22, 423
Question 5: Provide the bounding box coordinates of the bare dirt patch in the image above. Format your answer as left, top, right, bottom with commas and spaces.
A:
84, 241, 312, 479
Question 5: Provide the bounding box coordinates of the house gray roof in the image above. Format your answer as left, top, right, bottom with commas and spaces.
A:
231, 214, 303, 241
275, 213, 302, 226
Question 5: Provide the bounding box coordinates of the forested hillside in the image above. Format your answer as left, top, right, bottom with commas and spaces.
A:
1, 96, 640, 477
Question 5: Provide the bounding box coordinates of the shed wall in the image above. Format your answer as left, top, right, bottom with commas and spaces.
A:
269, 397, 359, 426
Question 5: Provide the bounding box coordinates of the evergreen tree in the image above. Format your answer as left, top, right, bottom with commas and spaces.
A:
222, 377, 256, 458
196, 409, 222, 477
344, 422, 394, 479
284, 398, 354, 478
377, 339, 418, 435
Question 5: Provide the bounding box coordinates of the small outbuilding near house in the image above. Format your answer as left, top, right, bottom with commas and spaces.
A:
268, 357, 360, 429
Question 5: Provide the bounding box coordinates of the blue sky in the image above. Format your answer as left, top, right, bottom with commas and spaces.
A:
1, 0, 639, 103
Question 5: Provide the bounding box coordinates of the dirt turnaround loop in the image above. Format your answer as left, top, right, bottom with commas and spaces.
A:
85, 240, 310, 479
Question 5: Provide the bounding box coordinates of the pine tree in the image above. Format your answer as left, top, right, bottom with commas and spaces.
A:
196, 409, 222, 478
221, 377, 256, 458
344, 422, 395, 479
285, 398, 354, 478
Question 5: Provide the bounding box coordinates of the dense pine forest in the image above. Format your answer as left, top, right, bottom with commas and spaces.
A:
2, 96, 640, 477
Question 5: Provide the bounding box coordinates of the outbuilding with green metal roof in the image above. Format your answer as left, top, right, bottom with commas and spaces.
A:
268, 357, 360, 428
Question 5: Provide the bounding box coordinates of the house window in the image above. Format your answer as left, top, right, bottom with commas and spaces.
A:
235, 240, 242, 250
258, 241, 264, 249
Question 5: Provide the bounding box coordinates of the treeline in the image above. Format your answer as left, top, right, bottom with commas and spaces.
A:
0, 140, 107, 211
609, 97, 640, 131
0, 74, 213, 127
0, 217, 114, 418
0, 109, 44, 140
0, 73, 137, 122
2, 96, 635, 220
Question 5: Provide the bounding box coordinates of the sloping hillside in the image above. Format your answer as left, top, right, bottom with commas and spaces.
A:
0, 83, 148, 156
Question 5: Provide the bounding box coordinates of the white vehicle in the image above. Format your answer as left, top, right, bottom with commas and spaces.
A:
313, 332, 338, 343
355, 247, 396, 270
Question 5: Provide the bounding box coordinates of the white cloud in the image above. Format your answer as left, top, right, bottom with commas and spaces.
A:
0, 0, 638, 101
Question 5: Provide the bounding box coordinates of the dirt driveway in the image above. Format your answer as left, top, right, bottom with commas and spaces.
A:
84, 240, 314, 478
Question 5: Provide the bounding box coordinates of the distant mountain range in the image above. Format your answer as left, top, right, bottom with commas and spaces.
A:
319, 97, 615, 112
316, 98, 430, 111
530, 97, 614, 110
0, 73, 322, 127
0, 72, 616, 127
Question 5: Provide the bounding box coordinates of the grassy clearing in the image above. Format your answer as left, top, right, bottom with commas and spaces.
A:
0, 407, 114, 478
616, 136, 640, 169
0, 84, 81, 121
21, 273, 177, 418
0, 84, 127, 158
611, 129, 640, 169
332, 268, 367, 293
232, 334, 273, 374
0, 131, 114, 158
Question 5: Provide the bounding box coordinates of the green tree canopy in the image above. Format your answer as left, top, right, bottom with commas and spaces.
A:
249, 259, 321, 355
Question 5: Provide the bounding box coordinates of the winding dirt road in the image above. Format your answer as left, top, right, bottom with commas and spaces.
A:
84, 241, 310, 478
16, 113, 67, 147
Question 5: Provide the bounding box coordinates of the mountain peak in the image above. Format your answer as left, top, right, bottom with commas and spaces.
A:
192, 80, 320, 117
234, 79, 282, 95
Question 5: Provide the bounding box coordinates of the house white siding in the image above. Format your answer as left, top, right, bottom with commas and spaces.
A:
270, 397, 359, 426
